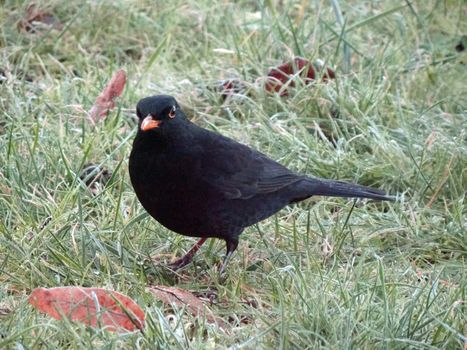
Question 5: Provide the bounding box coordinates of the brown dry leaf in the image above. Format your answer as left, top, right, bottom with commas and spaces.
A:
0, 307, 12, 317
18, 4, 63, 33
29, 287, 145, 333
89, 69, 127, 123
148, 286, 225, 328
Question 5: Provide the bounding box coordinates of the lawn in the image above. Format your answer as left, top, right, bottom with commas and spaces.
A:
0, 0, 465, 349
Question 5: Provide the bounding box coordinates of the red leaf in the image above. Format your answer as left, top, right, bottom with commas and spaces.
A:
265, 57, 335, 96
89, 69, 127, 123
29, 287, 145, 333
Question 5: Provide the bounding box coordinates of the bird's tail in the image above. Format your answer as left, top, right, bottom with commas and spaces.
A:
305, 177, 394, 201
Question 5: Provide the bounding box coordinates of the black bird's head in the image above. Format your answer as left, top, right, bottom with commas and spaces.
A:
136, 95, 186, 134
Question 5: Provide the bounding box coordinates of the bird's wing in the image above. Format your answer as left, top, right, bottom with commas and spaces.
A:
200, 133, 303, 199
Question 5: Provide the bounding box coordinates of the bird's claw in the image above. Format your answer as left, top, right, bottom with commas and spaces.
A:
167, 256, 192, 270
166, 237, 207, 271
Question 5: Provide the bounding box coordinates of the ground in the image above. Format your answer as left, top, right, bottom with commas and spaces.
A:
0, 0, 466, 349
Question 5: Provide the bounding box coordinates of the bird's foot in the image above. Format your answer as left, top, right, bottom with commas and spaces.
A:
168, 255, 193, 270
218, 250, 234, 279
167, 237, 207, 271
217, 238, 238, 279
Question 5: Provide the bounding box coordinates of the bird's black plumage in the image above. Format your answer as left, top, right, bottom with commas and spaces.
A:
129, 95, 393, 270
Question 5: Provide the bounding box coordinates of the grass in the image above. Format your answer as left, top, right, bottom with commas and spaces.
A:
0, 0, 465, 348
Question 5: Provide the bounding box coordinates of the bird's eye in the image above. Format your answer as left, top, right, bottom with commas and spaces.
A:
168, 106, 176, 119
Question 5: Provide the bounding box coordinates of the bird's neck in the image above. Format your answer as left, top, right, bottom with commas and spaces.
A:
132, 121, 197, 153
132, 129, 167, 152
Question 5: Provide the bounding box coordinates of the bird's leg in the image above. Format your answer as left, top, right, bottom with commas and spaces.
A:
168, 237, 207, 270
219, 238, 238, 276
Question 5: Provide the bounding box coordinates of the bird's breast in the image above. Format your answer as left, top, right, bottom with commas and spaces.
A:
129, 148, 217, 236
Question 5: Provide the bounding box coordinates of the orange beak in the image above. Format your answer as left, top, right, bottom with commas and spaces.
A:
141, 116, 162, 131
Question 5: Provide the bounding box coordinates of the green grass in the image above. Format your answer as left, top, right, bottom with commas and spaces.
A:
0, 0, 466, 348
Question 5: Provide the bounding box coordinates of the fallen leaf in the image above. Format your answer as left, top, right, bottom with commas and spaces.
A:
29, 287, 145, 333
0, 307, 12, 317
89, 69, 127, 123
18, 4, 63, 33
148, 286, 224, 327
264, 57, 335, 95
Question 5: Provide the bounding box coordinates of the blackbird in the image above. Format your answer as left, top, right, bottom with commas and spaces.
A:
129, 95, 393, 272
